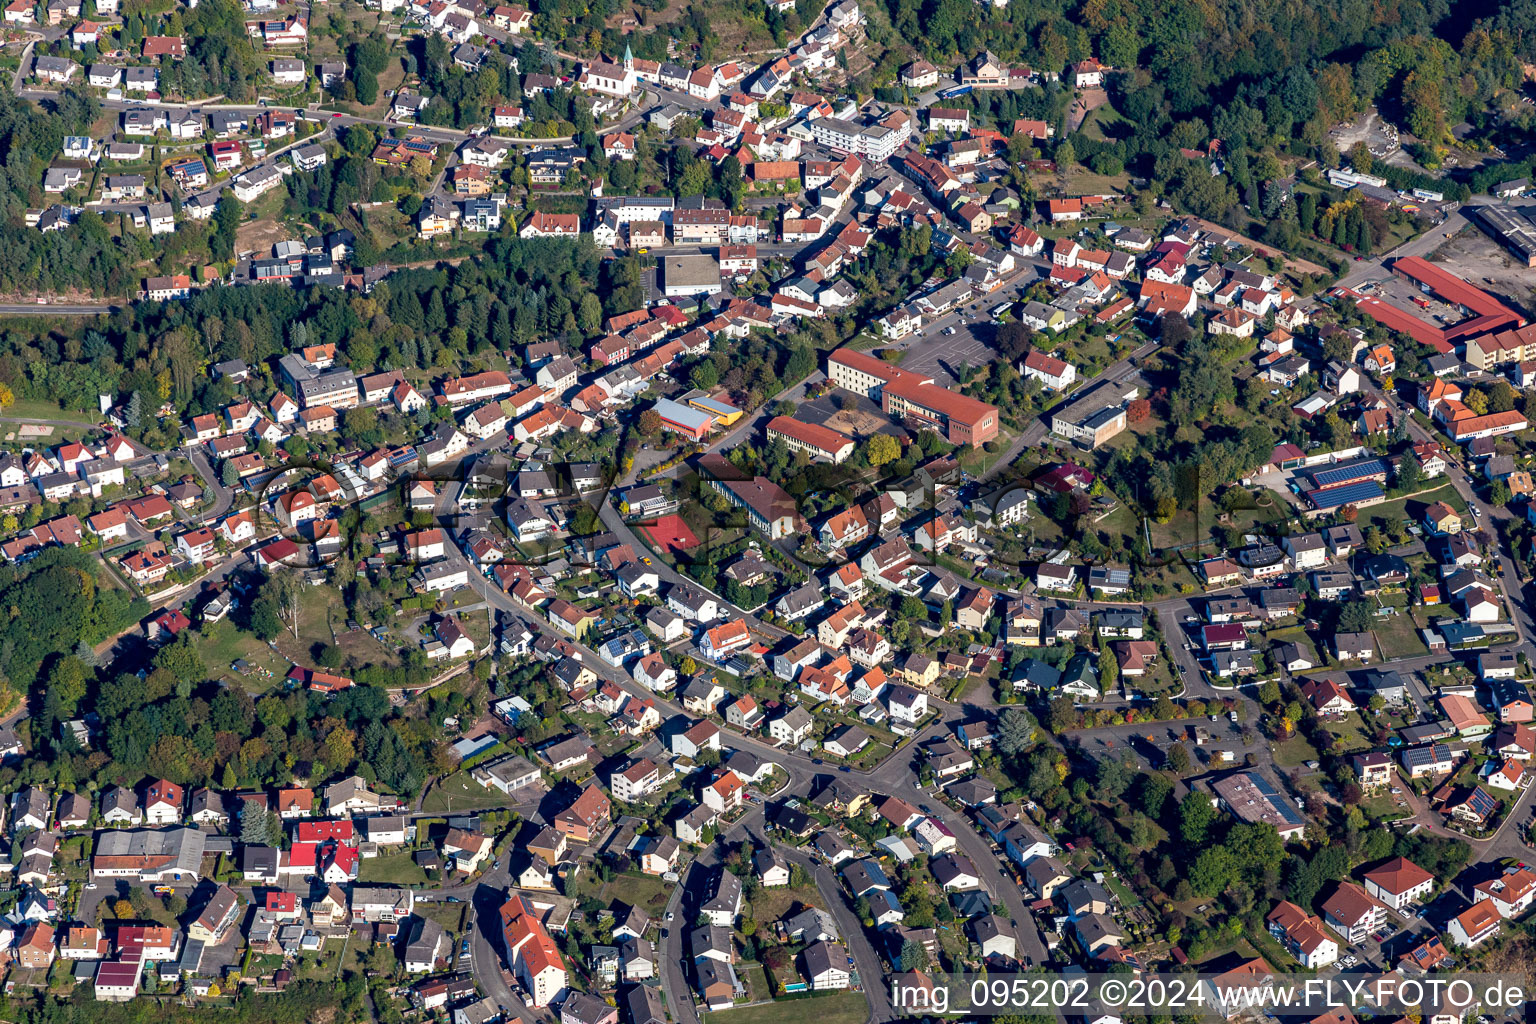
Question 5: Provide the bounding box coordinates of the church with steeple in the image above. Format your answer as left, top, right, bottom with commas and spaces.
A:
577, 43, 640, 98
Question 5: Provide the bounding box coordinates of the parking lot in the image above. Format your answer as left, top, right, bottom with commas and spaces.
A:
897, 316, 998, 385
1069, 713, 1257, 770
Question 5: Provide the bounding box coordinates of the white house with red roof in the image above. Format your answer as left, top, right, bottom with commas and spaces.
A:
700, 619, 751, 661
702, 770, 746, 814
175, 527, 217, 565
1299, 677, 1356, 716
1363, 857, 1434, 910
1472, 867, 1536, 918
55, 442, 94, 475
87, 508, 129, 543
275, 490, 318, 528
143, 779, 183, 825
405, 529, 446, 562
1019, 350, 1077, 391
218, 511, 256, 546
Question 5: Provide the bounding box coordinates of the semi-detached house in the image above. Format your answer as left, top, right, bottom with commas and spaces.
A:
1362, 857, 1434, 910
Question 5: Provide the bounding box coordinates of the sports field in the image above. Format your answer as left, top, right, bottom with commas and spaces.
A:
639, 514, 700, 554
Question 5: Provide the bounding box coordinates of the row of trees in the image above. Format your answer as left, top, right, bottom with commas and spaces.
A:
0, 231, 642, 433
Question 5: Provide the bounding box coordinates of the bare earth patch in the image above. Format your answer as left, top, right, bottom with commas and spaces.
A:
1068, 87, 1108, 132
236, 217, 291, 255
823, 408, 885, 437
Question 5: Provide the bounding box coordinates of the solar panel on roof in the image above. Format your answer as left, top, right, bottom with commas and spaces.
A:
1310, 458, 1388, 488
1246, 773, 1305, 825
1305, 480, 1385, 510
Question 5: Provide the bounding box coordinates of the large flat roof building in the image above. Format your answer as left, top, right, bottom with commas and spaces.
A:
652, 398, 715, 441
1208, 771, 1305, 839
1049, 377, 1140, 449
1343, 256, 1525, 358
91, 828, 206, 882
1475, 204, 1536, 268
662, 254, 721, 298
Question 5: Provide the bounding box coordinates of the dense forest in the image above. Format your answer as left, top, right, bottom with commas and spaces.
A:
0, 547, 147, 696
919, 5, 1536, 233
519, 0, 827, 63
22, 560, 469, 808
0, 235, 627, 431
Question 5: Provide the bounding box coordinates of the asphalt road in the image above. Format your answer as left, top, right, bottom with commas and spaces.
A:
0, 303, 116, 315
455, 858, 534, 1023
1336, 194, 1536, 291
659, 873, 698, 1024
779, 843, 895, 1020
440, 510, 1066, 1021
185, 445, 236, 523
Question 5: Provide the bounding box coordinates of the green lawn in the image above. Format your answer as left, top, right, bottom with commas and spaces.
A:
598, 871, 673, 917
1360, 483, 1465, 537
956, 426, 1017, 477
289, 938, 347, 982
1060, 166, 1133, 197
1102, 873, 1141, 908
0, 406, 96, 444
712, 991, 870, 1024
357, 848, 431, 887
245, 952, 286, 977
417, 901, 468, 938
2, 397, 100, 424
1371, 612, 1430, 659
1147, 492, 1287, 555
419, 772, 523, 814
746, 883, 822, 926
737, 963, 773, 1004
1244, 926, 1302, 975
1362, 793, 1413, 821
1321, 714, 1372, 754
193, 619, 290, 692
1274, 733, 1320, 768
273, 584, 399, 670
271, 584, 344, 663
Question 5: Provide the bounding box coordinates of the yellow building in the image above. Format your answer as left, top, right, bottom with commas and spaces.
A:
688, 395, 744, 426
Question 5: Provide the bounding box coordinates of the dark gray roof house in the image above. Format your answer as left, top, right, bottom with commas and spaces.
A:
621, 983, 667, 1024
775, 583, 823, 620
842, 858, 891, 895
688, 922, 733, 961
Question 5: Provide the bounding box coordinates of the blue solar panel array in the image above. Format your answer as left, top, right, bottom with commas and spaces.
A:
1306, 480, 1385, 510
1309, 457, 1389, 489
1246, 772, 1305, 826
